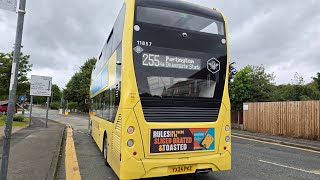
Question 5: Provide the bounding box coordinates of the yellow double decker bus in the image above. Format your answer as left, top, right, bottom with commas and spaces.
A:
89, 0, 231, 179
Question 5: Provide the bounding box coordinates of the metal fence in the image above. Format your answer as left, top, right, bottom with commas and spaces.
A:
243, 101, 320, 140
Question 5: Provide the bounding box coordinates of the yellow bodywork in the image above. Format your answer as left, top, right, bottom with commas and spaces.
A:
90, 0, 231, 179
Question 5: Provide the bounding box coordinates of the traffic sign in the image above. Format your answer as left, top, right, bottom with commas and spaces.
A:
19, 95, 24, 102
30, 75, 53, 97
0, 0, 17, 12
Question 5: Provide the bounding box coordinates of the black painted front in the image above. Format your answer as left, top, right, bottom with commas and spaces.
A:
133, 0, 227, 122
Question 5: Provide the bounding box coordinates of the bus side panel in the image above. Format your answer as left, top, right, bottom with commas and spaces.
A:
107, 109, 122, 177
121, 0, 140, 110
90, 115, 114, 153
90, 112, 122, 177
91, 115, 104, 151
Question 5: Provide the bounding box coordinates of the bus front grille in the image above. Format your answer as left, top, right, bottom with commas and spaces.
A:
142, 107, 219, 122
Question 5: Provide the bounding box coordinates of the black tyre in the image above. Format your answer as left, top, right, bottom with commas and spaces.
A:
88, 120, 93, 137
103, 134, 110, 166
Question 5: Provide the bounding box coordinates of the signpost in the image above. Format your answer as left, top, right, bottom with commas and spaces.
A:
0, 0, 27, 179
0, 0, 17, 12
18, 95, 24, 101
30, 75, 52, 128
19, 95, 25, 115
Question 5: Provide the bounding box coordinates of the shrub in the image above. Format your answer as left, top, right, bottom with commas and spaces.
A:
13, 114, 25, 122
68, 102, 78, 109
50, 102, 60, 110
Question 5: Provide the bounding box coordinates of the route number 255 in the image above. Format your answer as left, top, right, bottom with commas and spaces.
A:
143, 54, 160, 66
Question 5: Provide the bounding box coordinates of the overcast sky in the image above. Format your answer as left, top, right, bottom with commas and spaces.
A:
0, 0, 319, 88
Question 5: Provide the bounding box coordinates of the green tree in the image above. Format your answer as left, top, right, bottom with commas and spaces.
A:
230, 65, 274, 110
313, 72, 320, 91
52, 84, 62, 102
63, 58, 96, 111
289, 73, 307, 100
0, 52, 32, 100
270, 73, 320, 101
33, 96, 47, 105
63, 72, 82, 103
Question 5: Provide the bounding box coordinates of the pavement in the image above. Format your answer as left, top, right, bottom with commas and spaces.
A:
0, 127, 24, 138
0, 116, 65, 180
232, 129, 320, 152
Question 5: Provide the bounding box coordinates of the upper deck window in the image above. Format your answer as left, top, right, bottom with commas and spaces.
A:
136, 6, 224, 35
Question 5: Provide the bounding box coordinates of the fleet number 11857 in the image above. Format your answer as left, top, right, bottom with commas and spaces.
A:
137, 41, 152, 46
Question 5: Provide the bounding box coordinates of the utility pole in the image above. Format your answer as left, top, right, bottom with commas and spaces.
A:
51, 90, 53, 104
45, 96, 49, 128
0, 0, 27, 179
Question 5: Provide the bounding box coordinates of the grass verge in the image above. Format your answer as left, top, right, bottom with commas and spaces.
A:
0, 114, 30, 127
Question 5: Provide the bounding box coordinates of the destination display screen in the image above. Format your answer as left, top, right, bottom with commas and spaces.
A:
142, 53, 201, 70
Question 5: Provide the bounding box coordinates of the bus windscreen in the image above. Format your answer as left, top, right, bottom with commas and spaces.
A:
136, 6, 225, 35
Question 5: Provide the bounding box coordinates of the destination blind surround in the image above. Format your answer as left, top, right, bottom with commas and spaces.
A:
142, 53, 201, 70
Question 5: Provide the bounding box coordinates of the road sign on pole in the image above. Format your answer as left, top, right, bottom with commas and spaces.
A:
0, 0, 27, 179
45, 96, 50, 128
29, 95, 33, 126
0, 0, 17, 12
19, 94, 25, 115
18, 95, 24, 102
30, 75, 52, 97
30, 75, 52, 128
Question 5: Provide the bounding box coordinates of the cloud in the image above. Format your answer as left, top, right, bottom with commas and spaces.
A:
0, 0, 319, 88
216, 0, 320, 83
1, 0, 124, 88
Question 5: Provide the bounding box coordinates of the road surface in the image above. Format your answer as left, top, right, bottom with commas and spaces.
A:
30, 107, 320, 180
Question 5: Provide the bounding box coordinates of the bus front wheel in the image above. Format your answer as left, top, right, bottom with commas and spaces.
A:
103, 134, 110, 166
89, 120, 93, 138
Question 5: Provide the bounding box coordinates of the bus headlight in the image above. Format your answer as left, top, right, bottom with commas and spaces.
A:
127, 139, 134, 147
225, 136, 230, 142
225, 125, 230, 131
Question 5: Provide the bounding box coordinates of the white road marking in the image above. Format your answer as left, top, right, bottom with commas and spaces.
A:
311, 170, 320, 174
259, 160, 320, 176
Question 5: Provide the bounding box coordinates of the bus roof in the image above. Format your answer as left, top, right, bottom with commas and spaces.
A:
136, 0, 224, 22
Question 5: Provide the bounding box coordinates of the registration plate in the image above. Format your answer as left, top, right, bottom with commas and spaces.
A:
169, 165, 194, 174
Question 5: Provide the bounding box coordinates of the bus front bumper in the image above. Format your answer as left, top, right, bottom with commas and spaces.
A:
120, 150, 231, 179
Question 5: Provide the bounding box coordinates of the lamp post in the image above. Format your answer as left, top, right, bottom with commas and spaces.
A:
1, 0, 27, 179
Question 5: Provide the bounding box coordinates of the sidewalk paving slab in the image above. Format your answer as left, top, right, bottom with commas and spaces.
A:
0, 127, 25, 138
0, 117, 65, 180
232, 129, 320, 152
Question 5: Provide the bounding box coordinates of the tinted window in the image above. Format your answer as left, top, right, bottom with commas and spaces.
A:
113, 5, 126, 52
137, 6, 224, 35
92, 4, 126, 80
91, 4, 125, 122
146, 76, 217, 98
